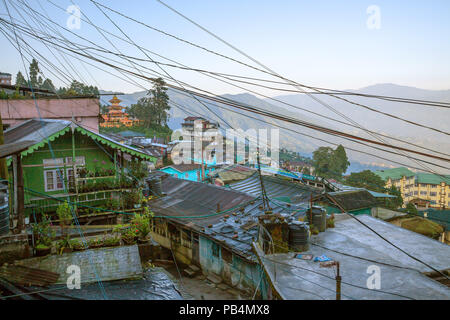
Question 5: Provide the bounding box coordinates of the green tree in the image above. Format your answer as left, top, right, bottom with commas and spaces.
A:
58, 80, 99, 96
128, 96, 153, 128
15, 71, 27, 87
41, 78, 56, 92
405, 202, 419, 215
29, 58, 41, 88
345, 170, 385, 192
312, 144, 349, 179
149, 78, 170, 126
385, 185, 403, 210
312, 146, 335, 178
128, 78, 170, 128
334, 145, 350, 174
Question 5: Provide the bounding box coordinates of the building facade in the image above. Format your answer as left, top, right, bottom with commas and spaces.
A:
375, 167, 450, 209
0, 72, 12, 85
0, 97, 100, 131
4, 119, 155, 217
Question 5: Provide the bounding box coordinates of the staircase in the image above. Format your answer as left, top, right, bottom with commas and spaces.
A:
183, 264, 200, 278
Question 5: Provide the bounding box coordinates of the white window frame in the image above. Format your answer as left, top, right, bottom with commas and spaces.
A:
44, 169, 65, 192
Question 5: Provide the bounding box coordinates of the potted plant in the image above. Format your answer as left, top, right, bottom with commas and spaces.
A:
32, 215, 55, 257
104, 236, 121, 247
70, 239, 85, 251
57, 201, 73, 237
131, 209, 153, 244
121, 227, 138, 245
57, 236, 73, 254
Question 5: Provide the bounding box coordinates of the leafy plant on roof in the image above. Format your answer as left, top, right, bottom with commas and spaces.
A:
32, 214, 55, 249
131, 212, 151, 241
57, 201, 74, 242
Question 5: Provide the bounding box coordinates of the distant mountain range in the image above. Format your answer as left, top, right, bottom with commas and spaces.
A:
100, 83, 450, 174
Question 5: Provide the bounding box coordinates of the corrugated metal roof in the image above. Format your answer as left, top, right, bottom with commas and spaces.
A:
4, 119, 155, 161
148, 175, 296, 260
0, 265, 59, 287
229, 173, 321, 203
4, 119, 71, 144
374, 167, 415, 180
0, 140, 37, 158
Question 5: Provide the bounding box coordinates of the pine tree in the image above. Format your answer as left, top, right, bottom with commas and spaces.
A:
29, 58, 40, 88
15, 71, 27, 87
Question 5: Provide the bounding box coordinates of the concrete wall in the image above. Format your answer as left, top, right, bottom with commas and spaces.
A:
198, 235, 270, 298
1, 98, 99, 132
16, 245, 143, 285
150, 219, 271, 298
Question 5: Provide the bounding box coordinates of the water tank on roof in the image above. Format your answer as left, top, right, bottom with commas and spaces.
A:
288, 221, 309, 252
0, 180, 9, 236
312, 207, 327, 232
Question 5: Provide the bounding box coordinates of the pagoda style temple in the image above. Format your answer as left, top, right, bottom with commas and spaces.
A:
100, 95, 142, 128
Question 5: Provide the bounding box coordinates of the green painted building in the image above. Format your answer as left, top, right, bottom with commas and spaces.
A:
312, 190, 382, 216
4, 119, 156, 217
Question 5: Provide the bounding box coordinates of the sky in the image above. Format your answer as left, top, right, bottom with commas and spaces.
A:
1, 0, 450, 95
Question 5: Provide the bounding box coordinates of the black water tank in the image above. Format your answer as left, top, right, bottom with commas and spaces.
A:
0, 180, 9, 236
288, 221, 309, 252
312, 208, 327, 232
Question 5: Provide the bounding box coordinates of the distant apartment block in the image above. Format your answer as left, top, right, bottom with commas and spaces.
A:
0, 72, 12, 85
0, 97, 100, 132
375, 167, 450, 209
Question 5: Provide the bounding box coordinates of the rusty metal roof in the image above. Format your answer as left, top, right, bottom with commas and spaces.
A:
148, 175, 298, 261
0, 140, 37, 158
0, 264, 59, 287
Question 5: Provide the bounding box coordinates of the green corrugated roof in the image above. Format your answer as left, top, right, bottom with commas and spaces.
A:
415, 172, 450, 185
374, 167, 415, 181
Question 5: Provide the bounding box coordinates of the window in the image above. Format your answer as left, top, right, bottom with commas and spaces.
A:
430, 192, 437, 197
66, 168, 75, 189
43, 158, 64, 168
211, 242, 220, 257
420, 191, 427, 196
44, 169, 65, 191
65, 156, 85, 166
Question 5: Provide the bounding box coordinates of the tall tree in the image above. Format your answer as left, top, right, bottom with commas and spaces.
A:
385, 185, 403, 209
128, 78, 170, 128
334, 145, 350, 174
149, 78, 170, 126
15, 71, 27, 87
345, 170, 385, 192
29, 58, 41, 88
312, 144, 349, 179
41, 78, 56, 92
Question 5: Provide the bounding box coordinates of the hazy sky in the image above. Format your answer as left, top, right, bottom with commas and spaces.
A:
1, 0, 449, 95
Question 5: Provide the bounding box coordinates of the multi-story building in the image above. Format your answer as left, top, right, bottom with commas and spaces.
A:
100, 95, 142, 128
0, 72, 12, 85
374, 167, 450, 209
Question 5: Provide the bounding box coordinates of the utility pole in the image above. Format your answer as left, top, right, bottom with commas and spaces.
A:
256, 147, 270, 211
0, 112, 8, 180
320, 260, 341, 300
336, 261, 341, 300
